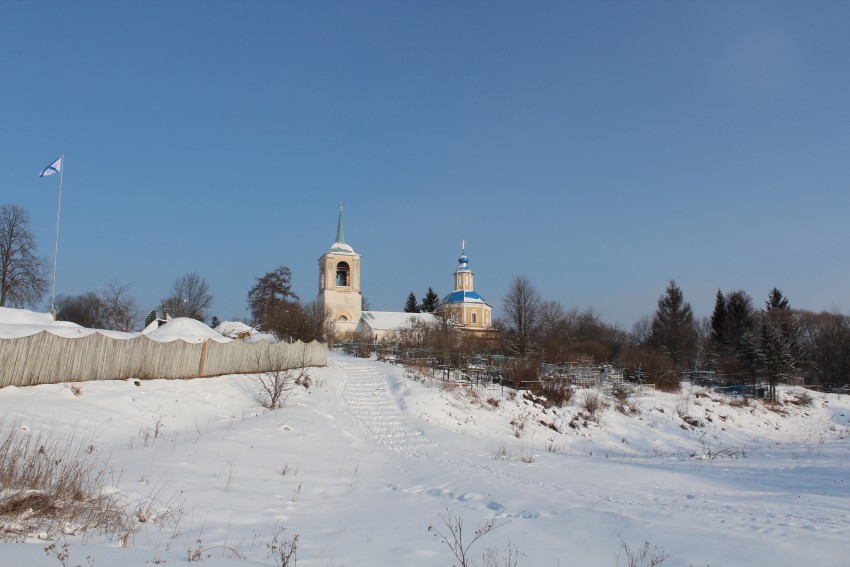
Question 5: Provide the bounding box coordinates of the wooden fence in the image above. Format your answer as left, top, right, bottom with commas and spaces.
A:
0, 332, 327, 388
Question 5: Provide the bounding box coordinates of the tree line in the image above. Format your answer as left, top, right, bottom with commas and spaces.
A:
499, 276, 850, 393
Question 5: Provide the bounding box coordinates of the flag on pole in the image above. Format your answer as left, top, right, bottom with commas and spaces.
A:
39, 156, 62, 177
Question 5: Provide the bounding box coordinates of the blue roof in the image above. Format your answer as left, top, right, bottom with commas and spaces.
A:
441, 290, 489, 305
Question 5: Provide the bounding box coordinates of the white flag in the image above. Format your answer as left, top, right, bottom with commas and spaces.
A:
39, 156, 62, 177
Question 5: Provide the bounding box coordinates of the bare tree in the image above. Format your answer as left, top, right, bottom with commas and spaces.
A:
501, 276, 542, 357
252, 348, 309, 409
0, 204, 47, 308
99, 281, 143, 332
160, 271, 214, 322
55, 292, 107, 328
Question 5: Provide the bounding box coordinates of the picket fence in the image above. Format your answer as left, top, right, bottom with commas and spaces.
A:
0, 332, 327, 388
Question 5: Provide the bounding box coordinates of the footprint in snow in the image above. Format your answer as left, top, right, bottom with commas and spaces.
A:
487, 501, 505, 513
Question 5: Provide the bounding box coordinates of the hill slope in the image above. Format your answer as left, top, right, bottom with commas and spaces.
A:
0, 353, 848, 566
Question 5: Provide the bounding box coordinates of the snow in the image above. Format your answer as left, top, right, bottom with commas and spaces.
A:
0, 308, 230, 343
1, 308, 849, 565
142, 317, 231, 344
0, 306, 90, 339
215, 320, 276, 343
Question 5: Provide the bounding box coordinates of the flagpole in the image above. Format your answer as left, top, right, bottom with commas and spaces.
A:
50, 153, 63, 319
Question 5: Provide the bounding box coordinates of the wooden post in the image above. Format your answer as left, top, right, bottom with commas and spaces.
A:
198, 340, 208, 377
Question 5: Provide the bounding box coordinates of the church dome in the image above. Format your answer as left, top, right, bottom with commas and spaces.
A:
457, 251, 470, 272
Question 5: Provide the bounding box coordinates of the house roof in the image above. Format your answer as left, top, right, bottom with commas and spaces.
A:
441, 290, 490, 306
359, 311, 438, 331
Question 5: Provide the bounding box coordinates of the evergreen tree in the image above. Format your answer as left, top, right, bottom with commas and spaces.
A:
764, 287, 796, 367
404, 292, 420, 313
710, 289, 726, 345
759, 320, 792, 401
736, 329, 761, 389
725, 290, 755, 349
650, 280, 697, 368
144, 309, 158, 329
247, 266, 299, 328
211, 316, 221, 329
420, 287, 440, 313
766, 287, 790, 311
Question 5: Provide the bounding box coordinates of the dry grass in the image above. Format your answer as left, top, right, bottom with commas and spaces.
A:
616, 538, 669, 567
0, 420, 131, 541
534, 382, 574, 407
787, 390, 814, 407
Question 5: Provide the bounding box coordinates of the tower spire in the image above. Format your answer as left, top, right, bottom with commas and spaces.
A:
336, 204, 345, 244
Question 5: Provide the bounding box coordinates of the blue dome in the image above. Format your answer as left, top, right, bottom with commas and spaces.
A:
441, 290, 489, 305
458, 254, 469, 264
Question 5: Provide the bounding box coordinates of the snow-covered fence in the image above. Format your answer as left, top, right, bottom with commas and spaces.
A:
0, 332, 327, 388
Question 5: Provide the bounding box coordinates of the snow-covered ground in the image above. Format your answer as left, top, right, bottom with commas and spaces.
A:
1, 311, 849, 566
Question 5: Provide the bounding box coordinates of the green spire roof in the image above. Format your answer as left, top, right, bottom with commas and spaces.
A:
328, 205, 356, 254
336, 205, 345, 244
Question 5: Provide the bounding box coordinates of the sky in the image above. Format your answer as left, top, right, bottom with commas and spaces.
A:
2, 0, 849, 328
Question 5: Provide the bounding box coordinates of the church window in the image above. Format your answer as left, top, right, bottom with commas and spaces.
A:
338, 315, 348, 321
472, 313, 477, 324
336, 262, 350, 287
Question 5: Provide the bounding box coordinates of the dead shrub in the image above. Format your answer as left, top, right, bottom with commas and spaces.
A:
612, 384, 639, 415
357, 342, 373, 358
581, 390, 605, 417
486, 397, 500, 408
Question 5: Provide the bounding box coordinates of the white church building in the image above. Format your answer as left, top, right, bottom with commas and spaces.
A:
317, 208, 492, 342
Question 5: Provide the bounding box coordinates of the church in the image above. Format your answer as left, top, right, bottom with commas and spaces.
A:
317, 208, 493, 341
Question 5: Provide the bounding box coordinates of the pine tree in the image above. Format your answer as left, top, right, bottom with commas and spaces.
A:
247, 266, 299, 328
710, 289, 726, 345
420, 287, 440, 313
650, 280, 697, 368
759, 320, 792, 401
144, 309, 158, 329
736, 329, 761, 389
211, 316, 221, 329
765, 287, 791, 311
725, 290, 755, 349
766, 287, 790, 311
404, 292, 420, 313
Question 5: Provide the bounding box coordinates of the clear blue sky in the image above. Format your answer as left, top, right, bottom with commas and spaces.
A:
2, 0, 849, 328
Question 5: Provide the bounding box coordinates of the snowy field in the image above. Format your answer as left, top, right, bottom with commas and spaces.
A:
1, 314, 849, 566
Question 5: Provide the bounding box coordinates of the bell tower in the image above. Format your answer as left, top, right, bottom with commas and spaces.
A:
318, 206, 362, 335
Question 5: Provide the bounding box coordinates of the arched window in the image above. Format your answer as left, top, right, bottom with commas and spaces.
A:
336, 262, 350, 287
338, 315, 348, 321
